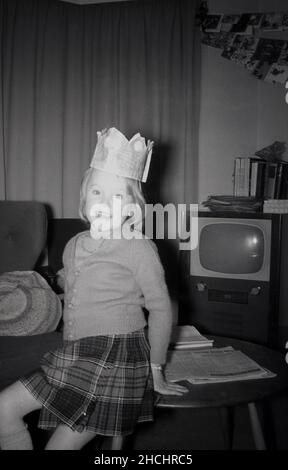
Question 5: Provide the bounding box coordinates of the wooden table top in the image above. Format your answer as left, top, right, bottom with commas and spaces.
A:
156, 336, 288, 409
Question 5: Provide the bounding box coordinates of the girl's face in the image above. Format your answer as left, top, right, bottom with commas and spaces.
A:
85, 169, 132, 237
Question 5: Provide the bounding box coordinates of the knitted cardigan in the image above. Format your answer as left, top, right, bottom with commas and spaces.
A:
60, 231, 173, 364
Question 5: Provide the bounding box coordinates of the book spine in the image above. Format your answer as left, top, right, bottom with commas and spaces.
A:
280, 163, 288, 199
274, 162, 283, 199
256, 161, 266, 198
234, 158, 241, 196
237, 158, 248, 196
264, 163, 277, 199
243, 158, 250, 196
250, 161, 258, 197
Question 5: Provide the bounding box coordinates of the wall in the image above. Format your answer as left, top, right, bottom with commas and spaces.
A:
198, 0, 288, 204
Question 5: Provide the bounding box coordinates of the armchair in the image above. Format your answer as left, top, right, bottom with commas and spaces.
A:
0, 201, 47, 274
0, 201, 63, 387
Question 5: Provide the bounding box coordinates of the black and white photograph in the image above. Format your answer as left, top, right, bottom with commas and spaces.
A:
230, 36, 260, 68
221, 34, 244, 60
251, 59, 274, 80
260, 11, 286, 31
278, 41, 288, 65
220, 14, 241, 32
0, 0, 288, 462
265, 63, 288, 84
282, 13, 288, 30
201, 31, 235, 50
229, 13, 254, 35
252, 38, 285, 64
247, 13, 264, 28
202, 13, 223, 32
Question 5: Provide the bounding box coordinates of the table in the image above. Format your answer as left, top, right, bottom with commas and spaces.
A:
156, 336, 288, 449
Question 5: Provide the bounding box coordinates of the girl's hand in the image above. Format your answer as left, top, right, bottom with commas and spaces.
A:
151, 368, 189, 396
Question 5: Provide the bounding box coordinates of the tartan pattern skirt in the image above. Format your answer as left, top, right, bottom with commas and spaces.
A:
20, 329, 154, 436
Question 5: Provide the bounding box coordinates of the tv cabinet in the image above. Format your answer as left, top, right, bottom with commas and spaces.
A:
178, 211, 288, 350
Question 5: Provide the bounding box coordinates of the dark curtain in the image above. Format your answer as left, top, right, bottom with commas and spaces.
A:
0, 0, 200, 218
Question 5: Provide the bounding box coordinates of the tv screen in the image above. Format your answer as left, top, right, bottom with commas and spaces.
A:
199, 223, 265, 274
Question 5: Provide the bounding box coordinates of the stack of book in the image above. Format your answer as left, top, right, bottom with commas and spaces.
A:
233, 157, 288, 199
169, 325, 214, 350
202, 195, 263, 212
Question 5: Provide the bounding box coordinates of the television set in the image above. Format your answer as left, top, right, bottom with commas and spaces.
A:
179, 211, 288, 349
190, 218, 271, 281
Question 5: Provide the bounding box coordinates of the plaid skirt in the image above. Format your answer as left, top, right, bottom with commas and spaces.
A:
20, 329, 154, 436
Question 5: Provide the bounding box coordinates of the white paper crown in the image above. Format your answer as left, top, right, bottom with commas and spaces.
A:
90, 127, 154, 182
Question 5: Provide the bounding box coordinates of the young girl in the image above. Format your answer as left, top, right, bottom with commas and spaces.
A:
0, 128, 187, 450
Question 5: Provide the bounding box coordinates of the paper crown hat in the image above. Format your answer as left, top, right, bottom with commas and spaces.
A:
90, 127, 154, 182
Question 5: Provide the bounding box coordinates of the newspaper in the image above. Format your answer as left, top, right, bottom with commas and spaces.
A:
169, 325, 214, 349
165, 347, 276, 384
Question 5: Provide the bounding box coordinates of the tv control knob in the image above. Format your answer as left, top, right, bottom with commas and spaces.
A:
196, 282, 207, 292
249, 286, 261, 296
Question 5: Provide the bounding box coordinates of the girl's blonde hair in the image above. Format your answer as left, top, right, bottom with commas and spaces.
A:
79, 168, 146, 228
